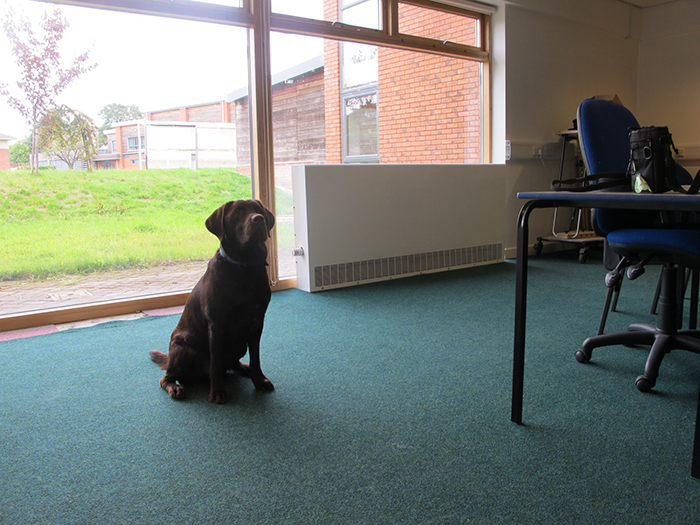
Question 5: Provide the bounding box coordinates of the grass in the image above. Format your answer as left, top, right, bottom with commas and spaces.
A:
0, 168, 294, 281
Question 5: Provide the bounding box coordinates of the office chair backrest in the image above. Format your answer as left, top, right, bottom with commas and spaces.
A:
577, 98, 654, 236
578, 98, 693, 186
578, 99, 694, 236
578, 99, 639, 176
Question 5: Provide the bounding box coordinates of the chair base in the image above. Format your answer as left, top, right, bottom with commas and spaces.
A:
577, 264, 700, 392
577, 327, 700, 391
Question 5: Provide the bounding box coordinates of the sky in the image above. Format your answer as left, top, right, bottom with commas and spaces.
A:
0, 0, 323, 143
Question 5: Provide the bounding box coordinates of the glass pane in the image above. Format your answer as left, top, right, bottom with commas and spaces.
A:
398, 2, 479, 47
342, 43, 378, 90
272, 0, 326, 21
270, 32, 327, 281
272, 0, 380, 29
342, 0, 379, 30
0, 0, 251, 315
375, 47, 482, 163
345, 94, 378, 157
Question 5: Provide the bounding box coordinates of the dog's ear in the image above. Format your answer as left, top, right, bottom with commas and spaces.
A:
205, 201, 233, 241
256, 200, 276, 233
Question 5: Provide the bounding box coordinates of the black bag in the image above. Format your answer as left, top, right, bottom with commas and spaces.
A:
628, 126, 700, 194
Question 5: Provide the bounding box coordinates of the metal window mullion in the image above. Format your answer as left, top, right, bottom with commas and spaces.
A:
383, 0, 399, 36
270, 12, 488, 62
248, 0, 278, 284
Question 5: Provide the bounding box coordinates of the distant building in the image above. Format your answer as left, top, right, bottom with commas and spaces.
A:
93, 11, 481, 174
93, 120, 237, 171
95, 56, 325, 175
0, 133, 16, 170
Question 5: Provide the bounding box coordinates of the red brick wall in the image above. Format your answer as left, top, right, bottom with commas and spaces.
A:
398, 3, 477, 46
322, 0, 481, 164
324, 2, 342, 164
378, 48, 481, 163
113, 125, 144, 170
148, 109, 180, 122
0, 148, 10, 170
187, 103, 224, 123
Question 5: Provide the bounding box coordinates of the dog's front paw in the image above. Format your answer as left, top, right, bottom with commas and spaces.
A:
161, 378, 186, 400
209, 390, 228, 404
168, 385, 186, 400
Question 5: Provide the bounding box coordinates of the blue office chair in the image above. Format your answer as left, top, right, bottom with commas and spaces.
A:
576, 98, 698, 335
574, 98, 700, 392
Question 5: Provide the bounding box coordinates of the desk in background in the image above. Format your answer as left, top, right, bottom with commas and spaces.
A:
512, 191, 700, 479
534, 130, 604, 263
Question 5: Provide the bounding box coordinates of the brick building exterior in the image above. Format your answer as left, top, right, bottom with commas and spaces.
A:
97, 3, 481, 172
0, 133, 15, 170
322, 1, 481, 164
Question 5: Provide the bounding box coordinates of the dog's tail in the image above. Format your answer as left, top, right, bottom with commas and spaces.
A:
149, 350, 169, 370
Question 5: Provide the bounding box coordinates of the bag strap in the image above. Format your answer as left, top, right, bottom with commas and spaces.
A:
663, 133, 700, 194
551, 172, 628, 192
666, 170, 700, 194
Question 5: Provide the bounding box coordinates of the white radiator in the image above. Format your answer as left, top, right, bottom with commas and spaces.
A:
292, 164, 506, 292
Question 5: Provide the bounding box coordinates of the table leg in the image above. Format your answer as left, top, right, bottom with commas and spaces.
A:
512, 200, 557, 425
512, 201, 533, 424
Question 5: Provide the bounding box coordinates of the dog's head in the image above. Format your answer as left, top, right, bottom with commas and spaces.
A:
205, 200, 275, 260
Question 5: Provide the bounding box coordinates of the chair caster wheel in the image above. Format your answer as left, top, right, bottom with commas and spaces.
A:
635, 375, 654, 393
575, 349, 590, 363
534, 241, 543, 257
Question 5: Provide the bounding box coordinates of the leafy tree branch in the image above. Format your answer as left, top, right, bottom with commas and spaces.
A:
0, 4, 97, 173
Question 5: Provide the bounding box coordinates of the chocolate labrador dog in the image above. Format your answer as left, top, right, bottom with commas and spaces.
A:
149, 199, 275, 404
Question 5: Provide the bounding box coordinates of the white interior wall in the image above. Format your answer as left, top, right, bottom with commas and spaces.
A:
498, 0, 642, 256
497, 0, 700, 256
636, 0, 700, 173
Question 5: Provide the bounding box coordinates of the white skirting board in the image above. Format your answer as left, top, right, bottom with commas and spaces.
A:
292, 164, 506, 292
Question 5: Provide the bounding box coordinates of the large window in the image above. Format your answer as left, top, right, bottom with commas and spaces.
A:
0, 0, 491, 329
0, 0, 252, 325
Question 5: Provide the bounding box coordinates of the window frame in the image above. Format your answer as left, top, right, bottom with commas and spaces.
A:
5, 0, 492, 332
126, 136, 145, 152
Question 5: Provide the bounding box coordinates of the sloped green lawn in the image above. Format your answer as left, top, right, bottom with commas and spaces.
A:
0, 168, 291, 280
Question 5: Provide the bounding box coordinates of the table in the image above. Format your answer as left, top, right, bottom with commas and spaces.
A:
512, 190, 700, 479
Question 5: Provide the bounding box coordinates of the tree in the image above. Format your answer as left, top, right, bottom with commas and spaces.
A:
98, 103, 142, 146
9, 138, 30, 165
99, 103, 143, 130
38, 105, 98, 170
0, 4, 97, 173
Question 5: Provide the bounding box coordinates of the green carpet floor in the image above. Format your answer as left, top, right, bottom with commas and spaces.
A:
1, 253, 699, 524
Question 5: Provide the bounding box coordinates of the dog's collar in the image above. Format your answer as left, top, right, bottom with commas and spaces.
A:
219, 246, 268, 267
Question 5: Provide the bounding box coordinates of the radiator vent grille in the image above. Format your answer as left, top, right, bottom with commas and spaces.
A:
313, 243, 503, 290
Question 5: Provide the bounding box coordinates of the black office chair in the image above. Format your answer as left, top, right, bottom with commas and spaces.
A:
574, 98, 700, 392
